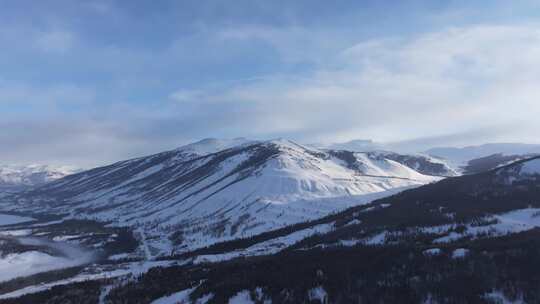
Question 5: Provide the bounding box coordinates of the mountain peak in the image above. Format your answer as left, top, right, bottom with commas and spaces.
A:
265, 138, 304, 149
175, 137, 257, 156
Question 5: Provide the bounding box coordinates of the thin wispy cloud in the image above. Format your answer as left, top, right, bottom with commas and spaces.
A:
167, 24, 540, 144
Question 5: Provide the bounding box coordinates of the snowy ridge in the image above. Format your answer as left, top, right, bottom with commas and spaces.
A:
3, 139, 439, 256
494, 156, 540, 183
519, 158, 540, 175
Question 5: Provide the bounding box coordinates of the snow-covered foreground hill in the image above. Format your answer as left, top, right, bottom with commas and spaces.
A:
2, 139, 441, 256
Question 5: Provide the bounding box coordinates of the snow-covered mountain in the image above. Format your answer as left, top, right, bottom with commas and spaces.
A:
175, 137, 256, 156
4, 145, 540, 303
5, 156, 538, 303
0, 165, 79, 192
4, 139, 440, 256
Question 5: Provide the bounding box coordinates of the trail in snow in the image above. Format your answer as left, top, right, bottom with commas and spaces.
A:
139, 231, 153, 260
99, 285, 114, 304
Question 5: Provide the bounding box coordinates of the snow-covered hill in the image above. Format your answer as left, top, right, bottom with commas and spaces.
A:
4, 139, 440, 256
0, 165, 79, 192
314, 141, 457, 177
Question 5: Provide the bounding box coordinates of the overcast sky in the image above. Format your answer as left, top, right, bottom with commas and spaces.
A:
2, 0, 540, 167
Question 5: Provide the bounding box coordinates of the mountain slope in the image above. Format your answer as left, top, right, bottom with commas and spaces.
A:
460, 152, 539, 174
3, 140, 439, 256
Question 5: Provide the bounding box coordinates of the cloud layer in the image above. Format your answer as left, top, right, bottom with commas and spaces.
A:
169, 24, 540, 145
1, 2, 540, 166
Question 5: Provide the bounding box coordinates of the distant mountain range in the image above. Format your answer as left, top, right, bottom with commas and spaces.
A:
314, 139, 383, 152
425, 142, 540, 167
0, 165, 79, 192
320, 140, 540, 174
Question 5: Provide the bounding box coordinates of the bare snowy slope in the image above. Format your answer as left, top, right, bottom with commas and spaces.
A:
4, 139, 439, 256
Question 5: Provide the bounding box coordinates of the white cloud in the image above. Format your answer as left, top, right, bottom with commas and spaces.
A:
34, 30, 75, 53
169, 89, 204, 102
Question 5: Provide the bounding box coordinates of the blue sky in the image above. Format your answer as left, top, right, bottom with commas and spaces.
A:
2, 0, 540, 166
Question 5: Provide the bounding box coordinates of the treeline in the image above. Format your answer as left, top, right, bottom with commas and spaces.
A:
112, 228, 540, 303
3, 229, 540, 303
